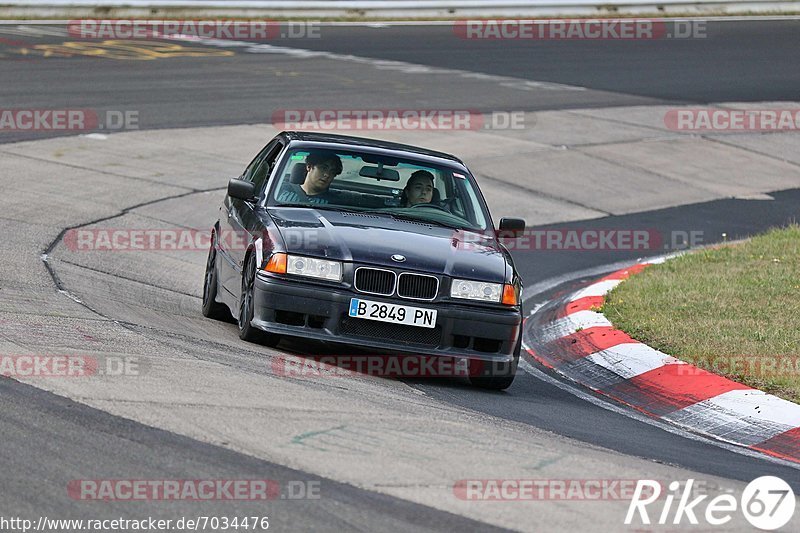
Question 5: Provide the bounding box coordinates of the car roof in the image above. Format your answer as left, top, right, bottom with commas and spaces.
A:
280, 131, 466, 167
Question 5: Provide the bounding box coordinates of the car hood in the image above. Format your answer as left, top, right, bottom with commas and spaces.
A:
267, 207, 508, 282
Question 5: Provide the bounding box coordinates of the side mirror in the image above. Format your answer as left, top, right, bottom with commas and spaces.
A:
498, 218, 526, 238
227, 178, 257, 201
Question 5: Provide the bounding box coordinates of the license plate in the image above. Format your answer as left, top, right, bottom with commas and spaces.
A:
348, 298, 437, 329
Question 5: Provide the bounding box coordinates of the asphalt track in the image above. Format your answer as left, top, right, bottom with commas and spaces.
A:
2, 19, 799, 143
1, 19, 800, 531
0, 377, 504, 532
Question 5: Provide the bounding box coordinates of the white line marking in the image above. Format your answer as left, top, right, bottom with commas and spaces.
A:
522, 257, 658, 304
0, 24, 67, 37
539, 310, 611, 343
517, 356, 800, 470
522, 252, 684, 304
5, 18, 800, 26
663, 390, 800, 446
521, 250, 799, 467
696, 389, 800, 427
568, 279, 622, 301
586, 342, 683, 379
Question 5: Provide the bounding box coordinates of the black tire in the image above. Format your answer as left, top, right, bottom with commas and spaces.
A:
238, 253, 280, 347
468, 328, 521, 390
202, 235, 231, 321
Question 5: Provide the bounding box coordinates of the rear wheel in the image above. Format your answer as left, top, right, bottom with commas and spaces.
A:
468, 328, 521, 390
202, 235, 231, 321
238, 253, 280, 347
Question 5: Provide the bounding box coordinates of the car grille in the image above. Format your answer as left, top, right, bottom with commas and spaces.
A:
354, 268, 439, 300
397, 273, 438, 300
354, 268, 395, 295
340, 318, 442, 346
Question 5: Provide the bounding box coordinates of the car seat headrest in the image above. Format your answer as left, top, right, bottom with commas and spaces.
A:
290, 162, 308, 184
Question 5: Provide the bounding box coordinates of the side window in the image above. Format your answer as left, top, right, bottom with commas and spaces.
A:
250, 143, 283, 193
242, 143, 272, 181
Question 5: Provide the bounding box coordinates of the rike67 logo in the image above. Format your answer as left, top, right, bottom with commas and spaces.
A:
625, 477, 796, 530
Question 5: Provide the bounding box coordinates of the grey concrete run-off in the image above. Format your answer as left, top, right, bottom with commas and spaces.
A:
1, 98, 799, 529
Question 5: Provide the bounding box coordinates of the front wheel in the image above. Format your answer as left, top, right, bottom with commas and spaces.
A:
238, 253, 280, 347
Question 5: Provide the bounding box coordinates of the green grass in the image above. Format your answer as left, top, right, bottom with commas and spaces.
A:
603, 225, 800, 403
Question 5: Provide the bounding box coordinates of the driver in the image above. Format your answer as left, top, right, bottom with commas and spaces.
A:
277, 151, 343, 205
402, 170, 435, 207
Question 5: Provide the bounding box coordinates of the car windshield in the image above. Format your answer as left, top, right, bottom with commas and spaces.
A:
268, 147, 490, 231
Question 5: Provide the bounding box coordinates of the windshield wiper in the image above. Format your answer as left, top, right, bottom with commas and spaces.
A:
384, 212, 466, 231
271, 203, 313, 209
272, 203, 361, 214
273, 204, 471, 230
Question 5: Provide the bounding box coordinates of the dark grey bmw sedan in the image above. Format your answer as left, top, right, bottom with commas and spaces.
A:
202, 131, 525, 389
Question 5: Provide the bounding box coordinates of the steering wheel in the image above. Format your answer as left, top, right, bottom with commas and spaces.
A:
410, 202, 449, 212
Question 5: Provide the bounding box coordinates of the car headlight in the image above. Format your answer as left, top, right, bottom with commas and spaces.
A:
286, 254, 342, 282
450, 279, 502, 302
450, 279, 519, 305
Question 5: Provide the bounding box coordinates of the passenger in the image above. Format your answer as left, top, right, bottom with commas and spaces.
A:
278, 151, 343, 205
402, 170, 435, 207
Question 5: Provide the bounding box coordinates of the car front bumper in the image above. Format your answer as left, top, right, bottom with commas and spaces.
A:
252, 274, 521, 362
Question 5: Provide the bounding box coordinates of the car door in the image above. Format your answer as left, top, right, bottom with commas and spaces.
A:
220, 139, 285, 300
